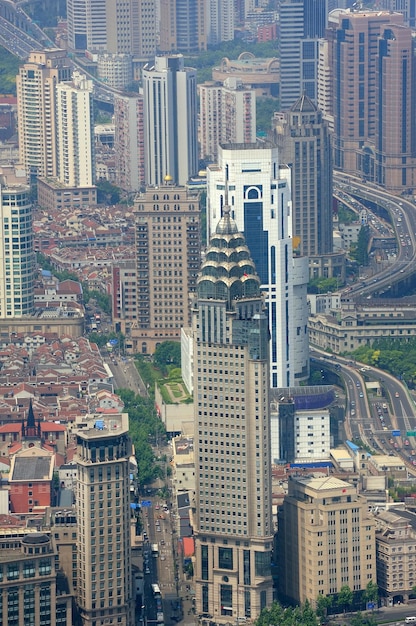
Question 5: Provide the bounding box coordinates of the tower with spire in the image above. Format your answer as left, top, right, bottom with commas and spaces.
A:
193, 204, 274, 623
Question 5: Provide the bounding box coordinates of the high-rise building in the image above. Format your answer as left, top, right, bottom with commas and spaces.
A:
379, 0, 416, 28
272, 94, 344, 279
0, 184, 34, 319
117, 185, 201, 354
114, 93, 145, 192
75, 412, 134, 626
277, 476, 376, 605
207, 0, 235, 45
16, 49, 72, 180
207, 143, 309, 388
199, 78, 256, 162
330, 10, 416, 191
159, 0, 206, 54
278, 0, 326, 110
193, 206, 274, 624
55, 71, 95, 188
67, 0, 156, 56
142, 55, 198, 186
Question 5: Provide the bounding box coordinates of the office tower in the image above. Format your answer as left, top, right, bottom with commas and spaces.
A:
0, 530, 73, 626
193, 207, 274, 624
376, 23, 416, 190
278, 0, 327, 110
96, 53, 133, 90
316, 38, 334, 131
379, 0, 416, 28
16, 49, 72, 180
207, 143, 309, 388
207, 0, 235, 45
127, 186, 200, 354
67, 0, 155, 55
55, 72, 95, 188
159, 0, 206, 54
0, 184, 34, 319
277, 476, 376, 605
114, 94, 145, 192
75, 413, 134, 626
272, 95, 344, 278
331, 10, 403, 173
199, 78, 256, 162
142, 55, 198, 186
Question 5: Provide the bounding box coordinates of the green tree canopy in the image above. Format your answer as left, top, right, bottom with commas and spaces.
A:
338, 585, 353, 613
153, 341, 181, 374
256, 600, 319, 626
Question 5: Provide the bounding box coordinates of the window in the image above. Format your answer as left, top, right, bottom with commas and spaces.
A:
255, 551, 271, 577
219, 547, 233, 570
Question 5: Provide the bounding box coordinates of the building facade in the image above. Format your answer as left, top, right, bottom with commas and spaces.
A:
278, 476, 376, 605
116, 186, 201, 354
159, 0, 206, 54
206, 0, 235, 45
0, 530, 72, 626
55, 72, 95, 189
142, 55, 198, 186
16, 49, 72, 180
193, 207, 274, 625
75, 412, 134, 626
114, 94, 145, 192
199, 78, 256, 162
0, 184, 35, 318
207, 143, 309, 387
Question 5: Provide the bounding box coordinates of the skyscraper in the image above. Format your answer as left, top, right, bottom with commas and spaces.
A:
159, 0, 206, 54
55, 71, 95, 188
206, 0, 235, 45
67, 0, 156, 56
114, 93, 145, 192
0, 184, 34, 319
75, 412, 134, 626
142, 55, 198, 186
199, 78, 256, 162
330, 10, 416, 191
193, 206, 274, 624
207, 143, 309, 388
272, 94, 344, 279
16, 49, 72, 180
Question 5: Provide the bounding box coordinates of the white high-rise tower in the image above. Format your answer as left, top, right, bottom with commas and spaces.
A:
207, 143, 309, 388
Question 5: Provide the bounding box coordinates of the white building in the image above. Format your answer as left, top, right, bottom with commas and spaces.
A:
97, 53, 133, 90
180, 327, 194, 395
294, 408, 331, 461
206, 0, 235, 45
143, 55, 198, 186
0, 185, 35, 319
55, 72, 95, 188
207, 143, 309, 388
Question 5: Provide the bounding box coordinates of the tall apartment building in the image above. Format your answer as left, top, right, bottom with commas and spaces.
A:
330, 10, 416, 191
114, 93, 145, 192
206, 0, 235, 45
277, 398, 331, 463
55, 71, 95, 188
142, 55, 198, 186
0, 530, 73, 626
193, 207, 274, 625
0, 184, 34, 319
272, 94, 344, 279
159, 0, 206, 54
199, 78, 256, 162
379, 0, 416, 27
16, 49, 72, 180
75, 412, 134, 626
67, 0, 156, 56
277, 476, 376, 605
207, 143, 309, 388
123, 186, 201, 354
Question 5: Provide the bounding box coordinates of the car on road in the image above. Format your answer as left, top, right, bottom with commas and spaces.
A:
359, 392, 364, 397
395, 392, 400, 398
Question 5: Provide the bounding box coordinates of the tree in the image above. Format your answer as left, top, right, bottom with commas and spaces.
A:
350, 612, 377, 626
153, 341, 181, 374
338, 585, 353, 614
350, 225, 370, 265
363, 580, 378, 608
316, 595, 332, 622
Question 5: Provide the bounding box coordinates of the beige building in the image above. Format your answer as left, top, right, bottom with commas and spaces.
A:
309, 300, 416, 353
116, 186, 201, 354
375, 509, 416, 604
75, 412, 134, 626
278, 476, 376, 605
0, 529, 73, 625
212, 53, 279, 97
